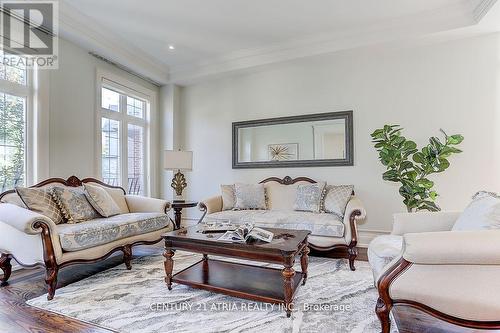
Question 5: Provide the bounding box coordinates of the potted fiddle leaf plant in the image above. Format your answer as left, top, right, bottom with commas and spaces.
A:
371, 125, 464, 212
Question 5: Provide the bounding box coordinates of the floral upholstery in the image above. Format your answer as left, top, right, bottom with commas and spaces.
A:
57, 212, 171, 252
83, 183, 121, 217
52, 187, 100, 223
234, 183, 267, 210
206, 210, 344, 237
294, 182, 326, 213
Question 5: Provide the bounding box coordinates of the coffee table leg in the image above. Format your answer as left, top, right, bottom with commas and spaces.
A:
282, 255, 295, 318
300, 243, 310, 286
163, 248, 175, 290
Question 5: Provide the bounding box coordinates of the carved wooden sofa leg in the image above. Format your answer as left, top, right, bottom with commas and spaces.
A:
123, 245, 132, 270
348, 245, 357, 271
45, 266, 59, 301
375, 297, 392, 333
0, 253, 12, 284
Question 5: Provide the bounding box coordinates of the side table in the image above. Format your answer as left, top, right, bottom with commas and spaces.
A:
171, 201, 198, 229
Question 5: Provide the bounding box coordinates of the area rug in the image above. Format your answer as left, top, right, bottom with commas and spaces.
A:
27, 251, 396, 333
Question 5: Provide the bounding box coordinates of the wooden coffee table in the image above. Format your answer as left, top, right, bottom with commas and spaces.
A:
162, 225, 311, 317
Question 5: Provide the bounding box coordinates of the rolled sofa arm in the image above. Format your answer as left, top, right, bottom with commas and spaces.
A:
403, 230, 500, 265
343, 196, 366, 244
392, 211, 460, 236
0, 203, 58, 235
199, 195, 223, 215
125, 195, 171, 214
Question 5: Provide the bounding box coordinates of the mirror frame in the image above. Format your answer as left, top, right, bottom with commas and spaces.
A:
232, 110, 354, 169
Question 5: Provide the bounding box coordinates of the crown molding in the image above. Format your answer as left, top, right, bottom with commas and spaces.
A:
58, 2, 169, 84
168, 0, 493, 85
56, 0, 498, 86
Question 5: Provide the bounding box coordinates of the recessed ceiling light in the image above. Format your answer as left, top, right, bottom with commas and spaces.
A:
168, 45, 175, 50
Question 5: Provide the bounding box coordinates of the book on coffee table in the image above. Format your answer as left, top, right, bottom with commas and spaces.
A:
218, 224, 274, 243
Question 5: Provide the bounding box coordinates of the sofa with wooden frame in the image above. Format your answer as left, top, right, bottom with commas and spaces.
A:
0, 176, 173, 300
199, 176, 366, 270
370, 211, 500, 332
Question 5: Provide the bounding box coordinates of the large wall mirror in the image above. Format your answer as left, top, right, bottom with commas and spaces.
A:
232, 111, 353, 168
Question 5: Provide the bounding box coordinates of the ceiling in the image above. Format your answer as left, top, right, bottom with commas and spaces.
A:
58, 0, 499, 85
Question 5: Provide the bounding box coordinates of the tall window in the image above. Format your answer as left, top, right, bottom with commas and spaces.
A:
0, 54, 28, 192
100, 83, 149, 195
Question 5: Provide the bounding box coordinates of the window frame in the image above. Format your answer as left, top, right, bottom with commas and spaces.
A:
95, 69, 157, 197
0, 62, 35, 190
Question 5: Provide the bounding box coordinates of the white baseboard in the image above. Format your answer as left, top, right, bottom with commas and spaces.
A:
182, 218, 389, 248
357, 229, 389, 248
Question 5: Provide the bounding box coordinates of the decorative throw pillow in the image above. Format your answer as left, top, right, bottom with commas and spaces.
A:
83, 183, 121, 218
51, 187, 100, 223
452, 191, 500, 231
323, 185, 354, 218
221, 184, 236, 210
294, 182, 326, 213
16, 187, 64, 224
234, 183, 267, 210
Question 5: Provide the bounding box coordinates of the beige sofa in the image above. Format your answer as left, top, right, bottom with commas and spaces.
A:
369, 212, 500, 332
199, 176, 366, 270
0, 176, 173, 300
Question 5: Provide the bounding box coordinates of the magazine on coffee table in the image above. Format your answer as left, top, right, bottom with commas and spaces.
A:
218, 224, 274, 243
201, 220, 239, 233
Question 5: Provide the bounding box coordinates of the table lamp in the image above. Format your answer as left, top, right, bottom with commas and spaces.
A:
164, 150, 193, 202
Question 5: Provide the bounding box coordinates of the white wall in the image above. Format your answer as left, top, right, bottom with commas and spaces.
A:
48, 38, 160, 193
179, 33, 500, 235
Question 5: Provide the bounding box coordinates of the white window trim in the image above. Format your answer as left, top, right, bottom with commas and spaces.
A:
95, 68, 159, 197
0, 66, 40, 187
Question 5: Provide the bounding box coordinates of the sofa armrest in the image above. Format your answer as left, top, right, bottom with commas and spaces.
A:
343, 196, 366, 244
403, 230, 500, 265
392, 211, 460, 236
125, 195, 171, 214
0, 203, 58, 235
199, 195, 223, 215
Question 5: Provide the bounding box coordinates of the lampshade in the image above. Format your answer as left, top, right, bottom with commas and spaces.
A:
164, 150, 193, 171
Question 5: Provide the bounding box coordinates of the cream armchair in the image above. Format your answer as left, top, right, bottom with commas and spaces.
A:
369, 212, 500, 332
0, 176, 173, 300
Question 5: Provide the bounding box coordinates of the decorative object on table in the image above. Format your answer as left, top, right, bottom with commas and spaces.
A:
371, 125, 463, 212
164, 150, 193, 201
268, 143, 298, 161
232, 111, 353, 169
170, 200, 198, 229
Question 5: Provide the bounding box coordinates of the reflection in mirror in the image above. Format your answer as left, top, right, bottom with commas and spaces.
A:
232, 111, 353, 168
238, 119, 346, 162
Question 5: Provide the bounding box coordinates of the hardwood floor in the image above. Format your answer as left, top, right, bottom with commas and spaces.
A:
0, 245, 493, 333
